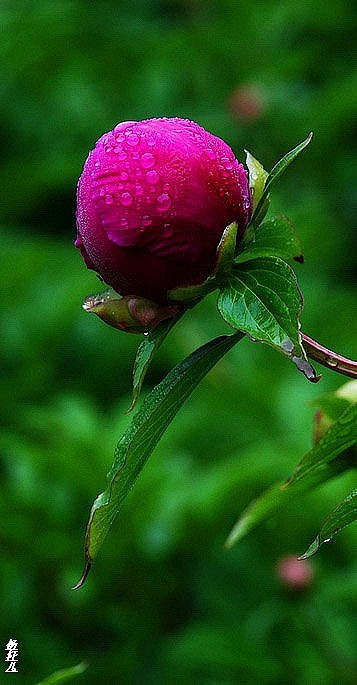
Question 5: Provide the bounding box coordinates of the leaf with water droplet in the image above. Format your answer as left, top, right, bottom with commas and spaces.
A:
225, 386, 357, 550
76, 331, 243, 584
235, 216, 303, 264
300, 488, 357, 559
217, 256, 317, 381
128, 310, 184, 412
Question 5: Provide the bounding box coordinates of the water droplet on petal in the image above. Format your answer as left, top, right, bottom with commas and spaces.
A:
146, 170, 159, 184
140, 152, 156, 169
105, 193, 114, 204
156, 193, 171, 212
221, 156, 234, 170
117, 151, 127, 161
205, 148, 216, 160
126, 133, 140, 146
120, 171, 129, 181
133, 152, 139, 160
120, 192, 133, 206
142, 215, 152, 227
120, 218, 128, 228
163, 183, 171, 192
135, 184, 144, 196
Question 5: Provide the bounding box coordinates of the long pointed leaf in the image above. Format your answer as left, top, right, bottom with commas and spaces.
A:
129, 311, 184, 412
300, 489, 357, 559
252, 133, 313, 227
76, 331, 244, 585
225, 450, 355, 549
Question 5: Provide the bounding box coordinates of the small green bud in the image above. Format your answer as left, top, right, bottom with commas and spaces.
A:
83, 289, 180, 334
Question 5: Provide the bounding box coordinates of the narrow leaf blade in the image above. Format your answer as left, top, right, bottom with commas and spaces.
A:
82, 331, 244, 573
129, 312, 183, 412
300, 489, 357, 559
225, 448, 355, 549
286, 403, 357, 486
252, 133, 313, 227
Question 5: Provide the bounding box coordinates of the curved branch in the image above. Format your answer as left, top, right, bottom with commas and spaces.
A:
301, 333, 357, 379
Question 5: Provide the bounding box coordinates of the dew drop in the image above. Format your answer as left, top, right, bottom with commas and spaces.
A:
142, 215, 152, 227
105, 193, 114, 204
117, 151, 127, 161
221, 156, 234, 170
94, 160, 100, 168
205, 148, 216, 160
163, 183, 171, 192
140, 152, 156, 169
163, 223, 173, 237
146, 170, 159, 184
135, 184, 144, 196
156, 193, 171, 212
133, 151, 140, 160
126, 133, 140, 146
120, 191, 133, 206
120, 171, 129, 181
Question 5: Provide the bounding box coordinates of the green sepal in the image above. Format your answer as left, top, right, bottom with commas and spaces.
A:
245, 149, 269, 216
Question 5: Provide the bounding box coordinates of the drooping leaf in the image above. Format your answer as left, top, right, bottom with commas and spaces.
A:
286, 402, 357, 486
217, 257, 317, 381
225, 449, 355, 549
128, 311, 184, 412
226, 382, 357, 549
76, 331, 244, 586
300, 489, 357, 559
252, 132, 313, 228
235, 216, 303, 264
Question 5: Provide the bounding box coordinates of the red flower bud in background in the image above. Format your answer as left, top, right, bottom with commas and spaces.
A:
276, 555, 314, 591
75, 118, 252, 303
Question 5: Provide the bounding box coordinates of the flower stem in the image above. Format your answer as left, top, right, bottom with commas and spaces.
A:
301, 333, 357, 379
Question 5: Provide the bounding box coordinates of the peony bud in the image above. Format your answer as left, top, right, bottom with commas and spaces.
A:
276, 555, 314, 591
75, 118, 252, 303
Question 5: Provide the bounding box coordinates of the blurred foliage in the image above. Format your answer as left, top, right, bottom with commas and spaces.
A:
1, 1, 356, 683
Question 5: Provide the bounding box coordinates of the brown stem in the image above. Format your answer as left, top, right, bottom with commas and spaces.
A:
301, 333, 357, 379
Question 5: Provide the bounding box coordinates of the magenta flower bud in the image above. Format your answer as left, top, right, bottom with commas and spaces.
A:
75, 118, 252, 303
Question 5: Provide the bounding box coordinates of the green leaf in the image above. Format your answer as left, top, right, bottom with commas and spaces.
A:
300, 489, 357, 559
128, 312, 184, 412
252, 132, 313, 228
235, 216, 303, 264
76, 331, 244, 585
225, 396, 357, 549
225, 450, 355, 549
286, 402, 357, 486
217, 257, 317, 381
35, 662, 88, 685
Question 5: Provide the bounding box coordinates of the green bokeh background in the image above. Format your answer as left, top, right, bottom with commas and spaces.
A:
1, 1, 356, 683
